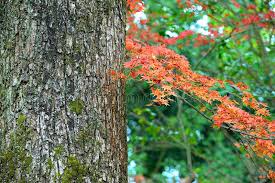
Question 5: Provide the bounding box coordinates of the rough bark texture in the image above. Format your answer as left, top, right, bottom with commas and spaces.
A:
0, 0, 127, 182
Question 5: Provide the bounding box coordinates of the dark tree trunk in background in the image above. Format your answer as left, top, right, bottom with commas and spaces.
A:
0, 0, 127, 182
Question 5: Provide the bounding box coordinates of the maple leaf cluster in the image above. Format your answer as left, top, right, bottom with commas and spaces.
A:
125, 38, 274, 149
128, 0, 275, 49
125, 0, 275, 180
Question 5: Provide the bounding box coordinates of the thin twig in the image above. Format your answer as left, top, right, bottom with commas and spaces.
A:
194, 28, 236, 69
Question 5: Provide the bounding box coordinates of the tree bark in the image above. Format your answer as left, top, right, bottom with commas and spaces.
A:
0, 0, 127, 182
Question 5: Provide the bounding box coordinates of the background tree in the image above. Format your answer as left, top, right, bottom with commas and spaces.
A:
0, 0, 127, 182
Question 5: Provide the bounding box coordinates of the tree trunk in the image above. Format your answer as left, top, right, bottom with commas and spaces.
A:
0, 0, 127, 182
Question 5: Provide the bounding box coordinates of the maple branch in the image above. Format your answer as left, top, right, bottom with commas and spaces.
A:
238, 135, 271, 174
177, 95, 213, 121
184, 92, 215, 114
177, 95, 275, 141
238, 137, 262, 174
221, 125, 275, 141
239, 137, 270, 173
222, 130, 259, 178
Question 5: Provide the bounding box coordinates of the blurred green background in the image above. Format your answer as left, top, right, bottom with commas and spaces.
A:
127, 0, 274, 182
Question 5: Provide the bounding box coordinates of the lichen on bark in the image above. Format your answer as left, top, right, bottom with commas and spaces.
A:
0, 0, 127, 182
0, 113, 33, 182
